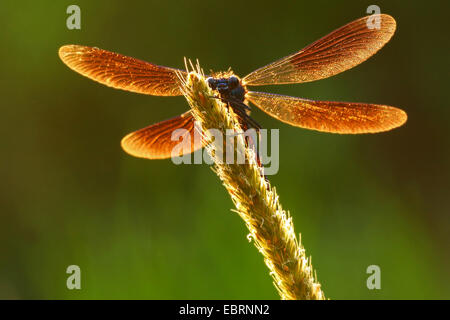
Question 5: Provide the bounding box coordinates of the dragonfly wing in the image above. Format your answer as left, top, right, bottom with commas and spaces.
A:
121, 111, 204, 159
246, 91, 407, 134
59, 45, 186, 96
243, 14, 396, 86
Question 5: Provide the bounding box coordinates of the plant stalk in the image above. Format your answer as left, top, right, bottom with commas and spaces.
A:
180, 66, 325, 300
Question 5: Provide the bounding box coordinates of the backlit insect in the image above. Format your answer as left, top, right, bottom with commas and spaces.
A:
59, 14, 407, 160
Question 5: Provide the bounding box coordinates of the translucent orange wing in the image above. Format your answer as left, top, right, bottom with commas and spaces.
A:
243, 14, 396, 86
59, 45, 185, 96
121, 112, 204, 159
246, 91, 407, 134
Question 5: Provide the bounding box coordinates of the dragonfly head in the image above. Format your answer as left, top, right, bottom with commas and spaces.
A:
206, 75, 245, 102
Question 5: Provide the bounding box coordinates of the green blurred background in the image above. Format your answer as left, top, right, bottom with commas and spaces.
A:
1, 0, 449, 299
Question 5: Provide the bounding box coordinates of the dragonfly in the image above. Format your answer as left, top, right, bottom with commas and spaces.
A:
59, 14, 406, 160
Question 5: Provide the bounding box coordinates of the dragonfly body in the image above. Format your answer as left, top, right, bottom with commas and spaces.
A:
207, 75, 246, 103
206, 75, 261, 129
58, 14, 407, 160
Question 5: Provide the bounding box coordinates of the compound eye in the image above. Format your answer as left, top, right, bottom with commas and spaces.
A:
206, 77, 216, 89
228, 76, 239, 89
